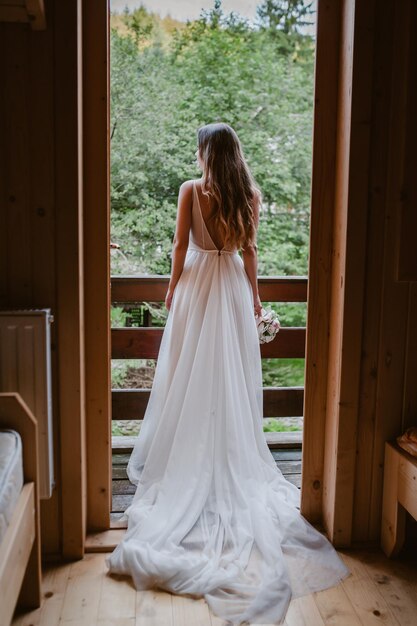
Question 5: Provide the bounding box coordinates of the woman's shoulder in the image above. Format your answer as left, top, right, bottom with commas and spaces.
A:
177, 180, 196, 206
179, 178, 202, 192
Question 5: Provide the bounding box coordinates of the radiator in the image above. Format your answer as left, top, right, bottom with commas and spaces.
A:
0, 309, 55, 499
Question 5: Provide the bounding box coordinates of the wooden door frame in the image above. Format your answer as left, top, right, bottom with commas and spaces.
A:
83, 0, 112, 533
302, 0, 376, 546
82, 0, 371, 547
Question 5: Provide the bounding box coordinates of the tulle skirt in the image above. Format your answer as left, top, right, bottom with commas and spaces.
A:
106, 244, 350, 625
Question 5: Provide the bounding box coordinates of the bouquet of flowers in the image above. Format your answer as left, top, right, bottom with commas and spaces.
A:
255, 306, 281, 344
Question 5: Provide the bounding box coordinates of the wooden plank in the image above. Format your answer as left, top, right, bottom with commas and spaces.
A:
301, 0, 341, 524
322, 0, 376, 546
264, 386, 304, 417
35, 562, 71, 626
352, 0, 396, 544
97, 560, 136, 622
368, 0, 411, 542
112, 462, 302, 488
85, 530, 126, 553
285, 596, 325, 626
111, 431, 302, 453
28, 0, 61, 558
112, 480, 136, 495
359, 550, 417, 626
112, 494, 132, 513
111, 389, 149, 420
0, 24, 6, 304
112, 453, 131, 465
83, 0, 112, 533
112, 387, 304, 420
112, 466, 127, 480
273, 460, 302, 475
54, 0, 86, 560
396, 1, 417, 281
339, 552, 400, 626
11, 550, 417, 624
397, 451, 417, 520
110, 513, 127, 528
136, 590, 173, 626
2, 25, 32, 305
0, 484, 35, 626
111, 275, 308, 304
266, 431, 303, 448
60, 555, 105, 625
381, 443, 406, 557
321, 0, 355, 544
402, 283, 417, 430
271, 449, 302, 461
112, 437, 139, 453
285, 474, 301, 488
171, 593, 210, 626
110, 462, 302, 518
111, 327, 306, 359
314, 583, 362, 626
0, 393, 41, 609
334, 0, 376, 545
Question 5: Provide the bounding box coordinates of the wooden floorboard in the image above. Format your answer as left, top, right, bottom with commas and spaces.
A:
12, 550, 417, 626
111, 448, 303, 518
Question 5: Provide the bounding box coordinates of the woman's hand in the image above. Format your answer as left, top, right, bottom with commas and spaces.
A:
165, 287, 174, 311
253, 293, 262, 318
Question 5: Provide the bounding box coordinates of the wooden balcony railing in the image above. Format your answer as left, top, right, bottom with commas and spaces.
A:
111, 275, 308, 422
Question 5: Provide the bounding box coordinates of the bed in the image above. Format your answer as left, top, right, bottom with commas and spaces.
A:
0, 392, 41, 626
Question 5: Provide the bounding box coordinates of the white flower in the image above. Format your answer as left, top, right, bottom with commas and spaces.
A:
256, 307, 280, 344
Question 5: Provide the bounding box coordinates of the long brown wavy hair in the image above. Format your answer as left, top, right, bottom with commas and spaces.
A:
197, 122, 261, 250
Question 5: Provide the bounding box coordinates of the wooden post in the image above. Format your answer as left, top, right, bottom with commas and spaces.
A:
83, 0, 112, 531
55, 0, 86, 559
301, 0, 342, 523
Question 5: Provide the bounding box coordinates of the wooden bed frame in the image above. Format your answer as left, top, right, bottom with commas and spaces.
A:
381, 441, 417, 557
0, 392, 41, 626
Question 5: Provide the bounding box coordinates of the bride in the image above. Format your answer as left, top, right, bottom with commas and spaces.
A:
106, 122, 350, 625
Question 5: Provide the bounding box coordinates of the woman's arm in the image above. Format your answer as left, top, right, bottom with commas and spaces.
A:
242, 194, 262, 317
165, 181, 193, 310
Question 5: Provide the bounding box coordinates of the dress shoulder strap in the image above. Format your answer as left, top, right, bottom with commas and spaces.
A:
193, 180, 206, 248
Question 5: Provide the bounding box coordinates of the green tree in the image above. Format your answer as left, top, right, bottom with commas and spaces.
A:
110, 3, 314, 278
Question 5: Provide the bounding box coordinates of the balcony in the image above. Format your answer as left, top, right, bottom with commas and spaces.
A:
111, 274, 307, 525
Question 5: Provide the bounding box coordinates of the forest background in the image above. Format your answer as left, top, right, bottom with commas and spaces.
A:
110, 0, 316, 433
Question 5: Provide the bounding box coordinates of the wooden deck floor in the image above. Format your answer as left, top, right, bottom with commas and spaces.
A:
112, 446, 302, 524
12, 549, 417, 625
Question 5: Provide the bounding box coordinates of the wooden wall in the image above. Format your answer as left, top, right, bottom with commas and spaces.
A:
303, 0, 417, 546
352, 0, 417, 544
0, 0, 91, 559
0, 0, 110, 558
0, 0, 415, 559
0, 0, 62, 557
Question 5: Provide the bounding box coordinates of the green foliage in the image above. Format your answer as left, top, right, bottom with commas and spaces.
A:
110, 1, 315, 388
110, 1, 314, 278
262, 358, 305, 387
111, 306, 128, 328
263, 419, 301, 432
256, 0, 315, 36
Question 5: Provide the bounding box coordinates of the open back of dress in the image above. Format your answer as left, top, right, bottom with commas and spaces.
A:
106, 180, 349, 625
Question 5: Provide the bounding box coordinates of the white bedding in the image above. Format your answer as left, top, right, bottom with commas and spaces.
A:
0, 430, 24, 543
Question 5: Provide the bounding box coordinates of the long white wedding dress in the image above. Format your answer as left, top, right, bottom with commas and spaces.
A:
106, 180, 350, 625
